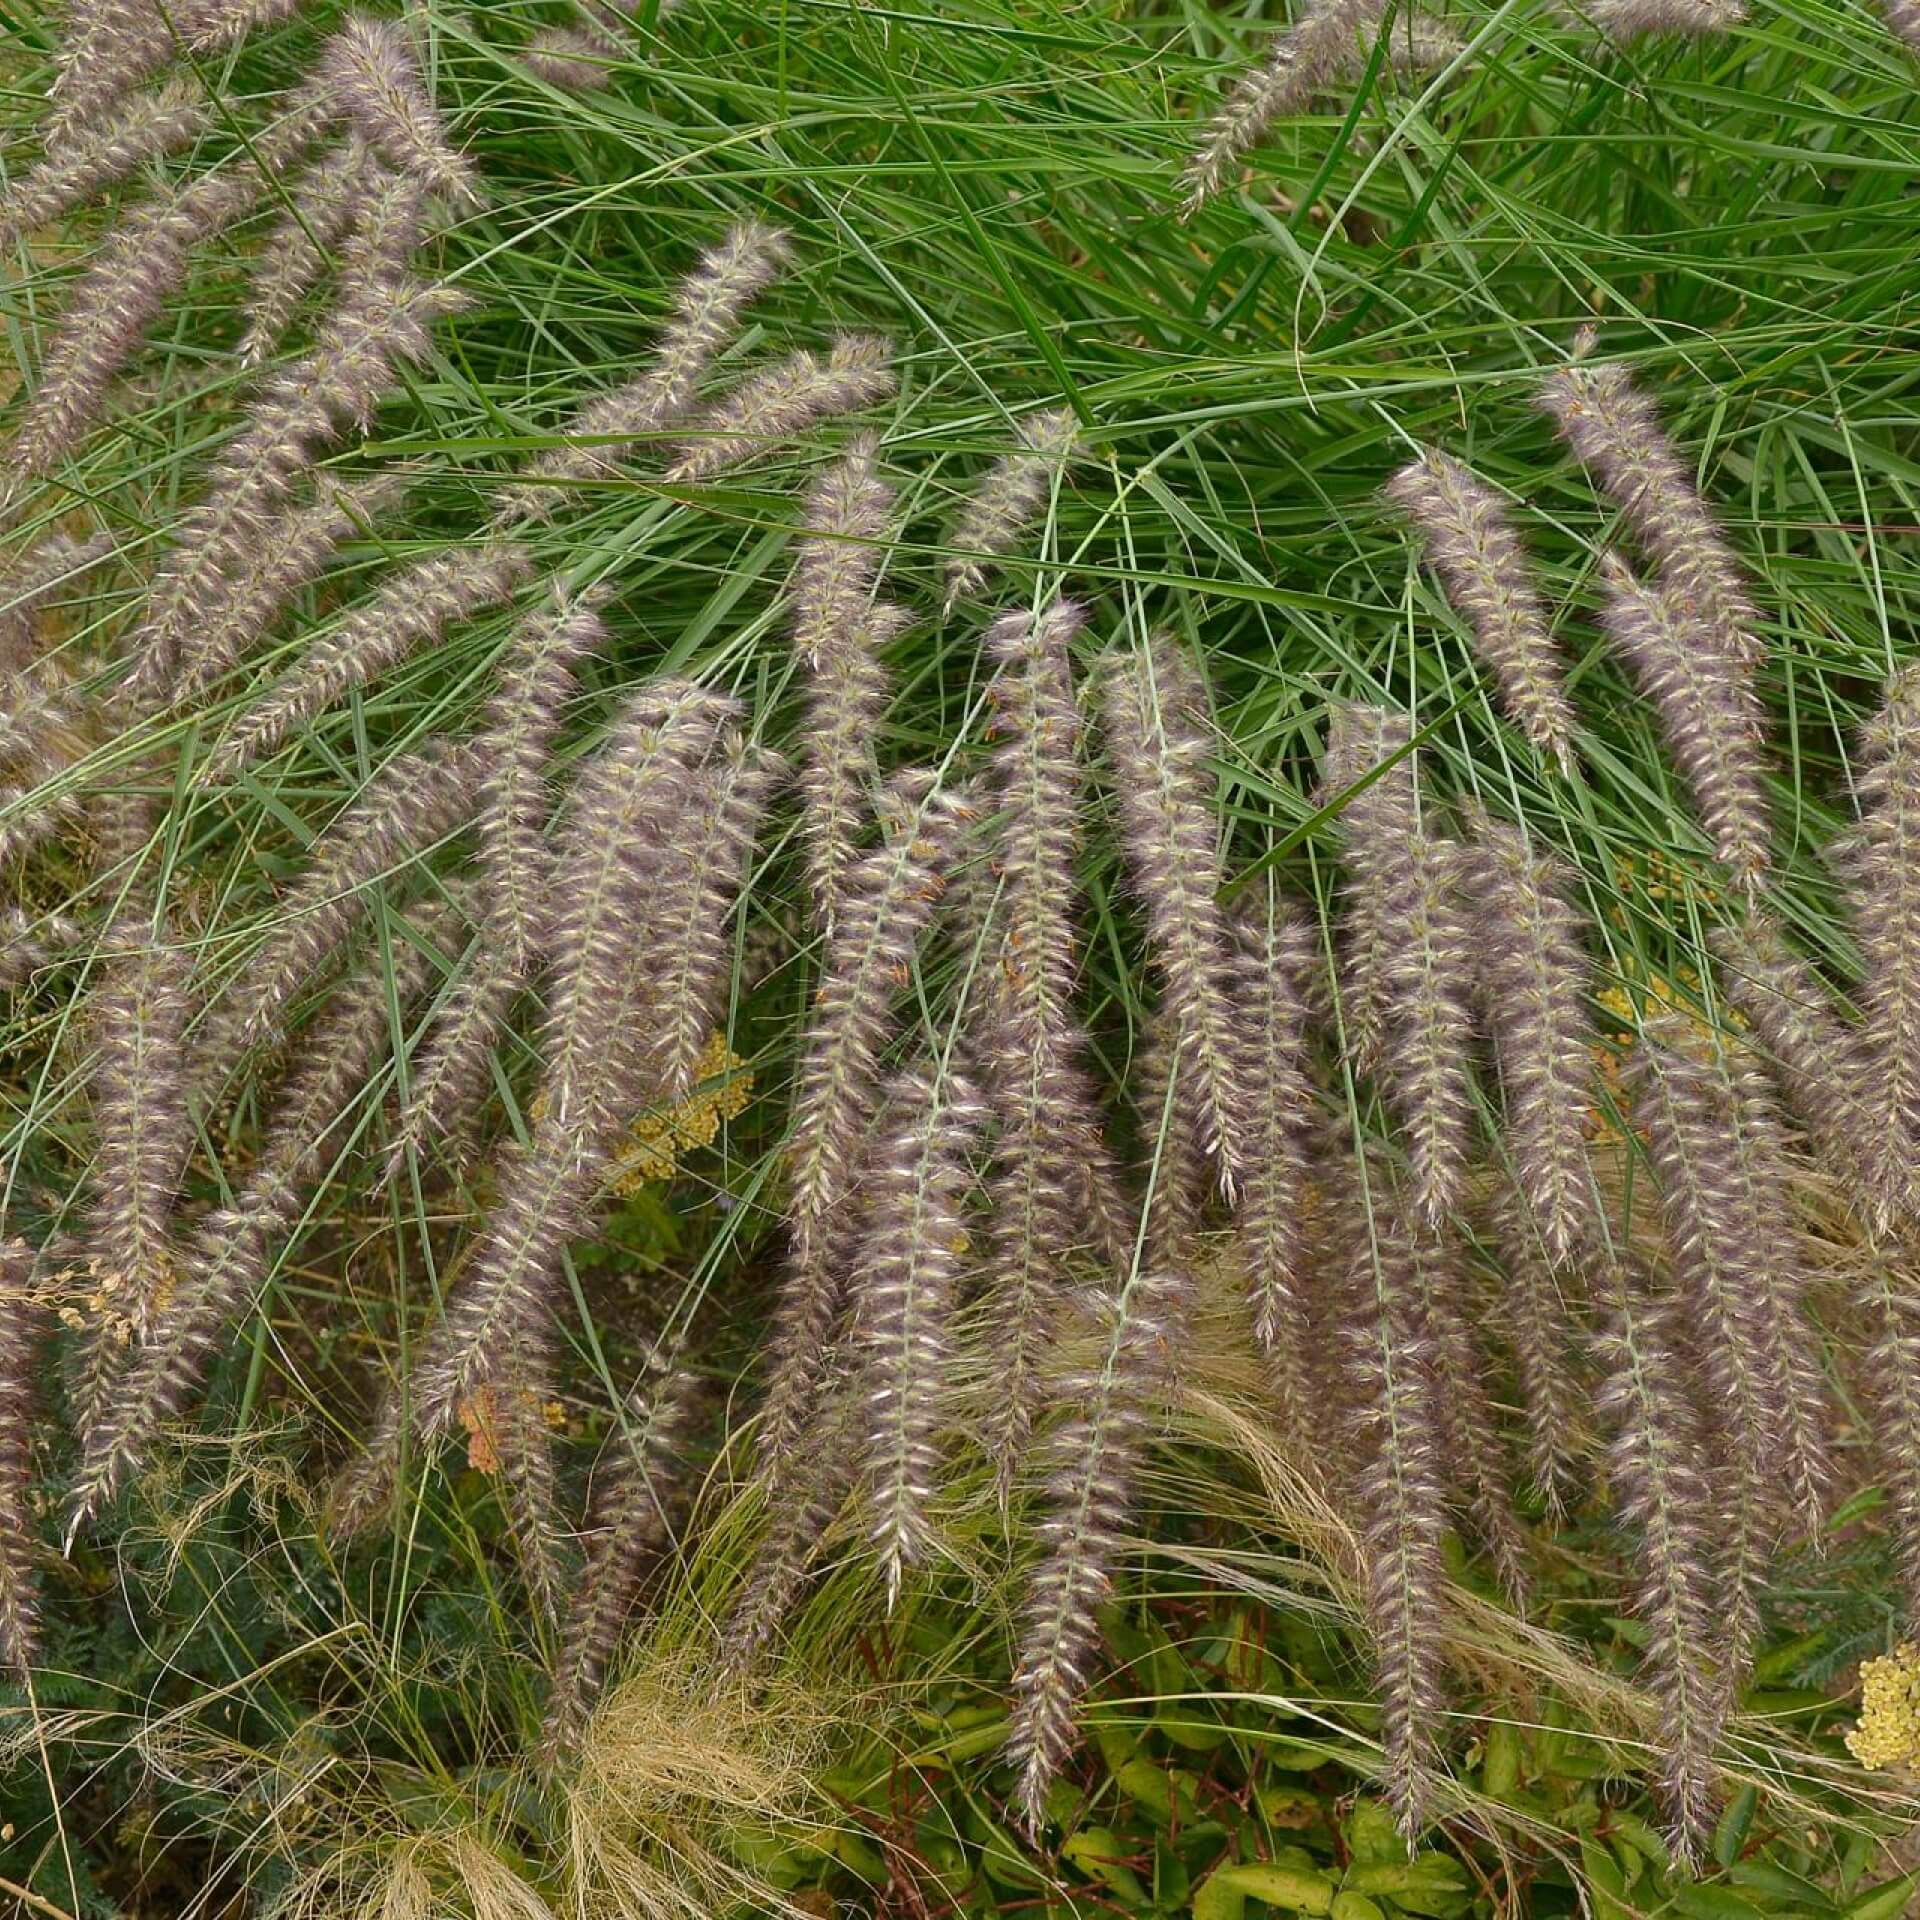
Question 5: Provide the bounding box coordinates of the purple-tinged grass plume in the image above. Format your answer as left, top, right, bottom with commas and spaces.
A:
1710, 911, 1877, 1205
127, 176, 458, 700
1542, 349, 1761, 667
6, 92, 333, 488
181, 0, 308, 51
405, 689, 740, 1440
1462, 811, 1595, 1262
724, 1374, 859, 1668
1331, 1163, 1453, 1840
235, 135, 380, 368
504, 222, 790, 519
0, 530, 113, 673
382, 594, 607, 1171
1136, 1008, 1215, 1273
44, 0, 178, 142
647, 733, 786, 1102
523, 27, 614, 89
1490, 1192, 1587, 1519
1857, 1249, 1920, 1626
1326, 708, 1476, 1225
321, 14, 480, 208
1836, 663, 1920, 1233
1319, 700, 1420, 1074
1581, 0, 1746, 34
195, 739, 484, 1075
0, 906, 87, 989
1177, 0, 1453, 216
976, 601, 1133, 1488
1227, 883, 1319, 1408
1594, 555, 1771, 894
1589, 1260, 1728, 1865
169, 469, 411, 700
1005, 1266, 1190, 1833
854, 1063, 987, 1609
943, 408, 1080, 611
474, 591, 609, 965
0, 76, 210, 248
200, 539, 534, 782
1879, 0, 1920, 50
0, 1242, 45, 1673
798, 604, 902, 940
757, 774, 977, 1480
790, 432, 894, 672
541, 1363, 710, 1765
68, 899, 456, 1538
1386, 448, 1577, 774
1098, 633, 1249, 1201
75, 913, 196, 1433
790, 436, 899, 933
667, 335, 897, 485
1626, 1018, 1828, 1669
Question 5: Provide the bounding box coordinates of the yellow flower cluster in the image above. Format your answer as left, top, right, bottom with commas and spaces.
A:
610, 1035, 754, 1195
1846, 1644, 1920, 1771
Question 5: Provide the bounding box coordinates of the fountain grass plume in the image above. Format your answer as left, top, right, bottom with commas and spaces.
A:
1098, 632, 1250, 1201
1386, 447, 1577, 774
67, 899, 460, 1539
854, 1061, 988, 1609
1542, 346, 1762, 668
200, 540, 535, 783
541, 1364, 711, 1766
1836, 663, 1920, 1233
943, 408, 1080, 611
1006, 1265, 1191, 1832
0, 75, 210, 249
504, 221, 791, 517
667, 335, 897, 483
1594, 554, 1772, 895
1462, 809, 1596, 1262
1589, 1258, 1729, 1865
235, 134, 380, 368
756, 773, 978, 1480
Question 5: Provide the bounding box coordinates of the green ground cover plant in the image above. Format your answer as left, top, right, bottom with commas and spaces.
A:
2, 0, 1919, 1910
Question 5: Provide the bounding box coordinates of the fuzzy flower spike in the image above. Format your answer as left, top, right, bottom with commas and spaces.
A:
1387, 447, 1577, 774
